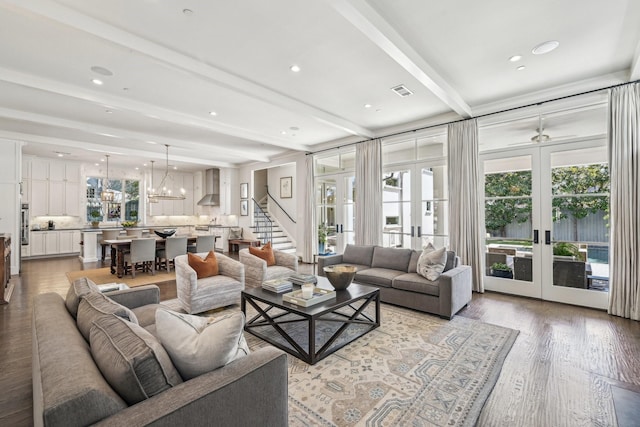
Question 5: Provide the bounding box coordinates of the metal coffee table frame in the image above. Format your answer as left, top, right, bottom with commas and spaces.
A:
241, 280, 380, 365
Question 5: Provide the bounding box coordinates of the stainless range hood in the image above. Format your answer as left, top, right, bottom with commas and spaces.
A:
197, 168, 220, 206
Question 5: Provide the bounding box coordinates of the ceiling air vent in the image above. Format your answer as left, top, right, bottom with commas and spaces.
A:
391, 84, 413, 97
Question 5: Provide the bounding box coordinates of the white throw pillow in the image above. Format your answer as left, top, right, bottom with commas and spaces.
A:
155, 309, 250, 380
417, 246, 447, 281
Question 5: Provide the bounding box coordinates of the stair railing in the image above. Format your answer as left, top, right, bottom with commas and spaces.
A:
252, 198, 273, 244
265, 187, 296, 224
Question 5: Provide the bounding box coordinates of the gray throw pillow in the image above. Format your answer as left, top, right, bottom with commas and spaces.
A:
417, 246, 447, 281
77, 292, 138, 341
90, 314, 183, 405
228, 227, 243, 240
65, 277, 100, 318
155, 309, 250, 380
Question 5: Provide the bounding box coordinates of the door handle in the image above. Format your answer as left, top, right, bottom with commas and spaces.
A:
340, 224, 343, 233
417, 226, 421, 237
533, 229, 539, 244
410, 226, 415, 237
335, 225, 339, 233
545, 230, 551, 245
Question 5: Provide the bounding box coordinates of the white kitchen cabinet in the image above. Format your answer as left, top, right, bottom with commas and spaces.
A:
49, 160, 80, 183
58, 230, 80, 254
30, 232, 46, 256
31, 180, 49, 217
45, 231, 59, 254
64, 182, 80, 216
48, 181, 65, 216
30, 158, 49, 181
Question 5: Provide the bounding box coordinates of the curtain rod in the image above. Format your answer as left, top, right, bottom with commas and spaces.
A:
307, 78, 640, 156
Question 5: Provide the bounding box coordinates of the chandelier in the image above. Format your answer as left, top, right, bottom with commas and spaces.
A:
148, 144, 186, 201
101, 154, 115, 202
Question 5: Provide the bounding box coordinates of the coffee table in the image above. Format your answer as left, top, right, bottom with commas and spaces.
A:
241, 276, 380, 365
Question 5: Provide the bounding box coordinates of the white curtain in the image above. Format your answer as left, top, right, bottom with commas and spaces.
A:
608, 83, 640, 320
302, 155, 315, 263
448, 119, 484, 292
355, 139, 382, 246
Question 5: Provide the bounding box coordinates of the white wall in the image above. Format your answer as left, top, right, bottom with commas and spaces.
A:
0, 140, 23, 274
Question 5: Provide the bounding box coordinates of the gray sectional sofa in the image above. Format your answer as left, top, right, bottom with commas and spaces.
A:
32, 281, 288, 427
318, 244, 472, 319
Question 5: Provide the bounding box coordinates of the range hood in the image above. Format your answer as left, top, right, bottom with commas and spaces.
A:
197, 168, 220, 206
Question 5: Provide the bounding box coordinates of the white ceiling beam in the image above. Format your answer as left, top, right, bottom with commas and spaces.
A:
3, 0, 375, 139
327, 0, 472, 118
0, 130, 234, 168
0, 107, 272, 163
0, 67, 308, 153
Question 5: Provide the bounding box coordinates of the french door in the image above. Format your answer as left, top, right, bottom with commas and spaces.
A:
316, 174, 355, 254
481, 139, 609, 309
382, 160, 449, 250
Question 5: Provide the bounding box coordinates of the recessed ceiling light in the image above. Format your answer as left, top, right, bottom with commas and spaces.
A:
57, 153, 63, 157
92, 79, 103, 85
173, 166, 177, 170
143, 163, 147, 167
135, 167, 139, 170
94, 163, 99, 166
90, 66, 113, 76
517, 65, 526, 71
364, 104, 372, 108
280, 131, 287, 135
146, 141, 157, 145
509, 55, 522, 62
209, 111, 217, 116
290, 64, 301, 73
532, 40, 559, 55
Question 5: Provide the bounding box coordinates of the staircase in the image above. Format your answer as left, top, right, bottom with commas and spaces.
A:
250, 201, 296, 254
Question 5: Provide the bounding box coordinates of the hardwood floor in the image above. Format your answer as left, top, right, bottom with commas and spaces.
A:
1, 256, 639, 426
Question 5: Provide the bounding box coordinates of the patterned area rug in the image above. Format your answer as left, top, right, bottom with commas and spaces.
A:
241, 302, 518, 427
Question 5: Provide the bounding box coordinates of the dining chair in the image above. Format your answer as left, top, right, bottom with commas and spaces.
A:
156, 236, 188, 272
123, 238, 156, 278
187, 235, 215, 254
100, 229, 122, 261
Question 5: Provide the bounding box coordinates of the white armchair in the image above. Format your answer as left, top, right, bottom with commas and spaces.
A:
239, 248, 298, 287
174, 252, 245, 314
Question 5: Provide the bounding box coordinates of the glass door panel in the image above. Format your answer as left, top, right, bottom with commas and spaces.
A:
541, 143, 609, 309
482, 153, 541, 299
342, 176, 356, 248
382, 169, 411, 248
316, 178, 337, 254
419, 165, 449, 248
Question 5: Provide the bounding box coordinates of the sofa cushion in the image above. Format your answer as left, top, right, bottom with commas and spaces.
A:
131, 303, 165, 328
155, 309, 249, 380
90, 314, 183, 405
342, 244, 375, 266
392, 273, 440, 297
249, 241, 276, 266
417, 247, 447, 281
77, 292, 138, 341
188, 251, 219, 278
444, 250, 456, 272
371, 246, 413, 271
355, 268, 405, 287
408, 250, 421, 273
65, 277, 100, 318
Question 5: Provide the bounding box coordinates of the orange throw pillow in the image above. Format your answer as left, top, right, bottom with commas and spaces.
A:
187, 251, 219, 279
249, 242, 275, 266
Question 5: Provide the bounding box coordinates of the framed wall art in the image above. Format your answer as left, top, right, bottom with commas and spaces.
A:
240, 199, 248, 216
240, 182, 248, 199
280, 176, 292, 199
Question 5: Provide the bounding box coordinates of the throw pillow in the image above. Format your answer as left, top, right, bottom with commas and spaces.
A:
90, 314, 183, 405
187, 251, 219, 278
416, 246, 447, 281
248, 241, 275, 266
228, 227, 243, 240
155, 309, 250, 380
77, 292, 138, 341
65, 277, 101, 318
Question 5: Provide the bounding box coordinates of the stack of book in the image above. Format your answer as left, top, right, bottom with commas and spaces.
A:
288, 274, 317, 286
262, 278, 293, 293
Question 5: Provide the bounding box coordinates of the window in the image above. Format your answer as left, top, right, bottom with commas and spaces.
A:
86, 177, 139, 223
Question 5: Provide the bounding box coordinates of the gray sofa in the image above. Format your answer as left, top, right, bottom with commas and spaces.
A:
32, 282, 288, 427
318, 244, 472, 319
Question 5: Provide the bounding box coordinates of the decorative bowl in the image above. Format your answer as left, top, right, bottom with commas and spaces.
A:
323, 265, 357, 291
154, 229, 176, 239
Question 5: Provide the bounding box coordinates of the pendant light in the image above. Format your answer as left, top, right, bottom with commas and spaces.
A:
147, 160, 158, 203
101, 154, 115, 202
148, 144, 186, 201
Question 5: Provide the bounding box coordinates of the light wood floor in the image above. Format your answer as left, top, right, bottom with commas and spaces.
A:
1, 256, 639, 426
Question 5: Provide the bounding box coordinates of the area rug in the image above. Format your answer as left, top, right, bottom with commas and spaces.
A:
161, 299, 518, 426
66, 267, 175, 287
